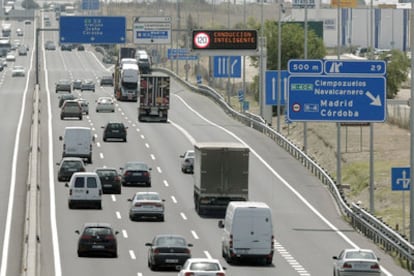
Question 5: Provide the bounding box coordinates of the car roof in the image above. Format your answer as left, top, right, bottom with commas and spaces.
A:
61, 157, 83, 161
186, 258, 220, 263
83, 222, 112, 228
95, 167, 117, 172
135, 191, 159, 196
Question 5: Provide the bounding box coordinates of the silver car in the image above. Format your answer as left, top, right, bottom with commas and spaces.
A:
96, 97, 115, 112
332, 248, 381, 276
180, 150, 194, 174
81, 79, 95, 92
77, 99, 89, 115
128, 191, 165, 221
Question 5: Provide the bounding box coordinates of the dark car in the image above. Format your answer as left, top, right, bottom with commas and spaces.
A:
180, 150, 194, 174
55, 79, 72, 93
72, 79, 82, 90
100, 75, 113, 86
61, 44, 72, 51
145, 234, 193, 270
120, 161, 151, 187
77, 45, 85, 51
76, 223, 118, 258
58, 93, 76, 108
95, 167, 121, 194
56, 157, 86, 182
60, 100, 82, 120
80, 79, 95, 92
102, 122, 127, 142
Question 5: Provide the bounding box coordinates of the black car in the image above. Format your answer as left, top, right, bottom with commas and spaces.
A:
100, 75, 113, 86
77, 45, 85, 51
58, 93, 76, 108
56, 79, 72, 93
95, 167, 121, 194
102, 122, 127, 142
120, 161, 151, 187
145, 234, 193, 270
76, 223, 118, 257
56, 157, 86, 182
61, 44, 72, 51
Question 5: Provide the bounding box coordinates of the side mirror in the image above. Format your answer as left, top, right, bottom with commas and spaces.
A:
115, 231, 119, 235
64, 183, 69, 187
127, 198, 132, 202
145, 242, 152, 247
59, 136, 63, 141
187, 243, 193, 247
218, 220, 224, 228
332, 256, 338, 260
75, 230, 80, 234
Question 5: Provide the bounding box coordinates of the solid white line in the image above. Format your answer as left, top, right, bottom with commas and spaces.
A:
173, 94, 394, 276
0, 20, 35, 276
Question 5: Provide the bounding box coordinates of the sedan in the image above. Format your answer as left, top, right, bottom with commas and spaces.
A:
76, 223, 118, 258
56, 157, 86, 182
44, 40, 56, 50
81, 79, 95, 92
96, 97, 115, 112
6, 53, 15, 62
145, 234, 192, 271
333, 248, 381, 276
72, 79, 82, 90
120, 161, 151, 187
11, 65, 25, 77
58, 93, 76, 108
128, 191, 165, 221
77, 99, 89, 115
95, 167, 121, 194
99, 75, 113, 86
55, 79, 72, 93
180, 150, 194, 174
178, 258, 226, 276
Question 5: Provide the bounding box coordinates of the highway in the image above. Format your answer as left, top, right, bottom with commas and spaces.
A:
0, 13, 412, 276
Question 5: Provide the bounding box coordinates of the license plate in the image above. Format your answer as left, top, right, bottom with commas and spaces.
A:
68, 168, 77, 172
133, 172, 142, 176
104, 184, 112, 187
92, 245, 104, 249
165, 259, 178, 263
112, 130, 119, 133
236, 249, 249, 254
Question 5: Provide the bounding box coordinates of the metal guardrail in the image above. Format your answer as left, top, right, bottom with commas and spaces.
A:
155, 67, 414, 272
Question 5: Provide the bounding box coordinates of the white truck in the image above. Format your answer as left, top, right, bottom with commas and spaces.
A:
1, 23, 11, 37
114, 47, 140, 102
193, 142, 249, 216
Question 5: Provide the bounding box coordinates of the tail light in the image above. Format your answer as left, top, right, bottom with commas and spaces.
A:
80, 168, 85, 172
153, 203, 162, 207
105, 235, 115, 240
125, 171, 132, 176
183, 248, 191, 254
342, 262, 352, 269
143, 172, 149, 177
81, 235, 92, 240
229, 234, 233, 249
135, 203, 142, 207
153, 248, 160, 254
184, 273, 194, 276
371, 263, 380, 269
216, 273, 225, 276
115, 175, 121, 181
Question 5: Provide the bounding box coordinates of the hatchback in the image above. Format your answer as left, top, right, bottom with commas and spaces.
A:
96, 97, 115, 112
56, 79, 72, 93
72, 79, 82, 90
128, 191, 165, 221
76, 223, 118, 257
56, 157, 86, 182
100, 75, 113, 86
120, 161, 151, 187
60, 100, 82, 120
95, 167, 121, 194
58, 93, 76, 108
102, 122, 127, 142
178, 258, 226, 276
81, 79, 95, 92
145, 234, 193, 271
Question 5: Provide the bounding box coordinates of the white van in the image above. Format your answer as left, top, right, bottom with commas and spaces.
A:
218, 201, 274, 265
66, 172, 102, 209
59, 127, 94, 163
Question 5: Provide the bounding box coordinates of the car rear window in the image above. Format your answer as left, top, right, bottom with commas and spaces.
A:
96, 170, 116, 177
63, 161, 82, 169
86, 177, 98, 188
84, 227, 112, 236
156, 236, 186, 246
189, 262, 220, 271
74, 177, 84, 188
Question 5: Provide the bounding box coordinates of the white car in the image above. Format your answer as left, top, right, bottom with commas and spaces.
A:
16, 28, 23, 36
332, 248, 381, 276
96, 97, 115, 112
6, 53, 15, 62
128, 191, 164, 221
11, 65, 25, 77
178, 258, 226, 276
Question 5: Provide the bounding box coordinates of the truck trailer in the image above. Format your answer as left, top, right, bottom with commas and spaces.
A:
114, 47, 140, 102
193, 142, 249, 216
138, 75, 170, 122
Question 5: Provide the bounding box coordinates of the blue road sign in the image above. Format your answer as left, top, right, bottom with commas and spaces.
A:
238, 90, 244, 102
265, 70, 288, 105
391, 167, 410, 191
243, 101, 249, 111
167, 48, 198, 60
288, 59, 323, 74
287, 75, 386, 122
213, 56, 241, 78
324, 60, 386, 75
60, 16, 126, 44
196, 75, 202, 84
82, 0, 99, 10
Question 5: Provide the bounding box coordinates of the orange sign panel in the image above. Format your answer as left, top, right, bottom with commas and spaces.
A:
331, 0, 357, 8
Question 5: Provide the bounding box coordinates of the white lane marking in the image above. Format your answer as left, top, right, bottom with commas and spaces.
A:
150, 154, 155, 160
191, 230, 199, 240
163, 180, 169, 187
122, 230, 128, 238
180, 213, 187, 220
172, 94, 394, 276
111, 195, 116, 202
100, 153, 104, 159
204, 251, 212, 259
136, 128, 140, 132
140, 134, 145, 139
121, 112, 125, 116
115, 211, 121, 219
137, 273, 143, 276
274, 241, 310, 276
96, 142, 101, 147
129, 250, 136, 260
156, 167, 162, 173
132, 123, 136, 127
171, 196, 177, 203
145, 143, 149, 148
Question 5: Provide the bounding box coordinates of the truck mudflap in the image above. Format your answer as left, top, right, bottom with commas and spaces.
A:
138, 107, 168, 122
194, 196, 247, 217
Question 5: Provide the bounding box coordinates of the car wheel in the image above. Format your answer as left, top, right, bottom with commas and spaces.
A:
86, 112, 88, 115
159, 215, 164, 222
103, 137, 107, 142
79, 116, 82, 120
78, 251, 85, 257
97, 201, 102, 209
123, 137, 127, 142
129, 214, 134, 221
147, 182, 151, 187
68, 202, 74, 209
112, 251, 117, 258
116, 187, 121, 194
150, 260, 157, 271
60, 115, 64, 120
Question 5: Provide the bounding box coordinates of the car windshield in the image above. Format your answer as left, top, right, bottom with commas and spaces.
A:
136, 193, 160, 201
84, 227, 112, 236
155, 236, 186, 247
189, 262, 220, 271
345, 251, 376, 260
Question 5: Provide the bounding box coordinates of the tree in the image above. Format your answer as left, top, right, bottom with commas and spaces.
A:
379, 49, 410, 99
